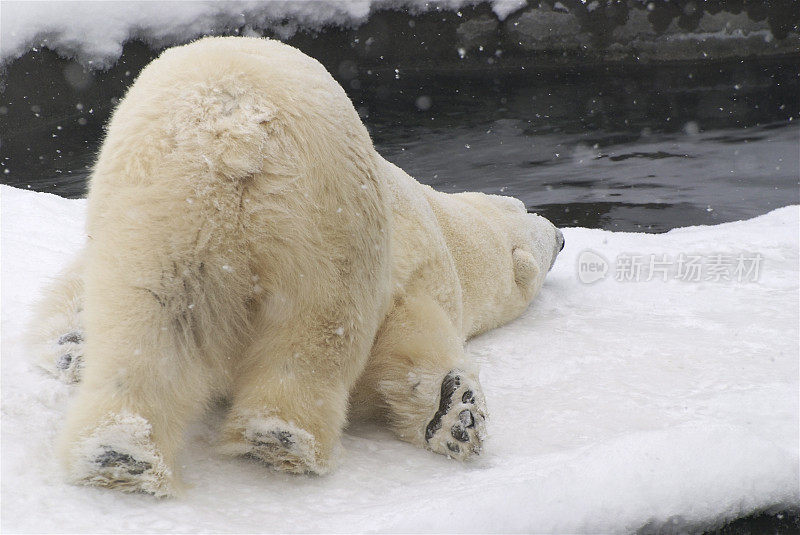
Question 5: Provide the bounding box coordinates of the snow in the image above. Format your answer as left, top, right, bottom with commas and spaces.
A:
1, 184, 798, 533
0, 0, 525, 67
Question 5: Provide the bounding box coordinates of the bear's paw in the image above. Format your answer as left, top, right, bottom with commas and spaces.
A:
220, 416, 329, 475
424, 370, 487, 460
68, 413, 175, 497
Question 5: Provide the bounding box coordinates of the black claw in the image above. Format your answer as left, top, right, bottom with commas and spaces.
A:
58, 331, 83, 345
56, 353, 73, 370
462, 390, 475, 404
95, 449, 152, 475
451, 424, 470, 442
446, 442, 460, 453
425, 417, 441, 441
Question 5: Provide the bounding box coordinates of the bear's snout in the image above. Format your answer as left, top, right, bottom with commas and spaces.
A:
549, 228, 565, 271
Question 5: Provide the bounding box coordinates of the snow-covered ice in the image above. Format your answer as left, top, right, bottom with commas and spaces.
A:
0, 0, 526, 67
1, 184, 798, 533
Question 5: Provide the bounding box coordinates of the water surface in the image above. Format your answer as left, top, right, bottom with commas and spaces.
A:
1, 46, 798, 232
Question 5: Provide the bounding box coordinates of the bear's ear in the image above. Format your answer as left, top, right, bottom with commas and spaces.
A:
512, 247, 540, 289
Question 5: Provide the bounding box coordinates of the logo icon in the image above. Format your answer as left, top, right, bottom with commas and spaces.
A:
577, 250, 608, 284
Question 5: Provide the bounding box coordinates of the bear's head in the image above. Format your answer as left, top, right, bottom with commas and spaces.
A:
453, 192, 563, 336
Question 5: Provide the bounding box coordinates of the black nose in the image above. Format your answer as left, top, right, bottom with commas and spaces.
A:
560, 236, 565, 251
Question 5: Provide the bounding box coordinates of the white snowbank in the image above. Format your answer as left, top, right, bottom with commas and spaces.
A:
1, 184, 798, 533
0, 0, 527, 67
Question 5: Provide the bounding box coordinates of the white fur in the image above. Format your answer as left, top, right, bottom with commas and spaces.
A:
29, 36, 562, 496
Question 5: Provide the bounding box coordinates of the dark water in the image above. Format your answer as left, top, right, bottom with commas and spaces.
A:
359, 59, 799, 232
1, 44, 798, 234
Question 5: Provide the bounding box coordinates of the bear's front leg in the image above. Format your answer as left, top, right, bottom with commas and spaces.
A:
219, 299, 376, 474
353, 294, 488, 460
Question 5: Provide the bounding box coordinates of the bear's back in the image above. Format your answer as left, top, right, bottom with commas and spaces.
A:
91, 36, 375, 193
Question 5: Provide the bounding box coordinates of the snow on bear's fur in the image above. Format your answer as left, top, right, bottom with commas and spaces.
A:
28, 36, 563, 496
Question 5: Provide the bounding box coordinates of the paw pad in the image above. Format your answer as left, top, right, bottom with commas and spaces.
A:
95, 448, 153, 476
51, 329, 85, 383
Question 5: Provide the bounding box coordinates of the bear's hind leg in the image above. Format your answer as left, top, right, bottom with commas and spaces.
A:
355, 295, 487, 460
59, 266, 232, 496
219, 301, 374, 475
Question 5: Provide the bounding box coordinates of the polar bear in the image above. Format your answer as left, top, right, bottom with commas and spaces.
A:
28, 36, 564, 496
